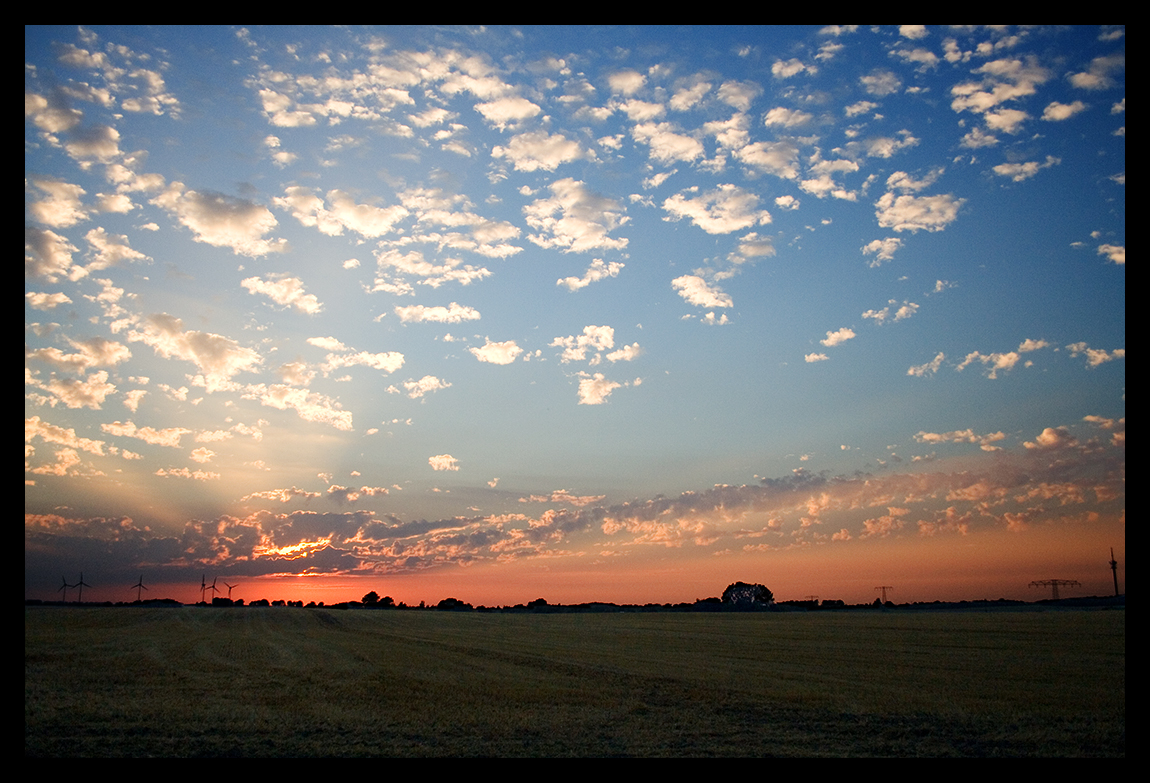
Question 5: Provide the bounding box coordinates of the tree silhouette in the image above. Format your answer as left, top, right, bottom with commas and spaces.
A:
721, 581, 774, 606
362, 590, 380, 606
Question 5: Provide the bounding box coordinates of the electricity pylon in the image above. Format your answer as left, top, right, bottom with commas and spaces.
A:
1029, 579, 1081, 600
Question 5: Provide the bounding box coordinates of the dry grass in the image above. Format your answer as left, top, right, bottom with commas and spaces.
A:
25, 607, 1124, 757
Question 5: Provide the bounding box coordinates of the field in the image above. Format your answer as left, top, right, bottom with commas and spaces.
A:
25, 606, 1124, 757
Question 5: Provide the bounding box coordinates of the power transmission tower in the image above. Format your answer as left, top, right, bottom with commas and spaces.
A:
874, 585, 894, 603
1029, 579, 1081, 600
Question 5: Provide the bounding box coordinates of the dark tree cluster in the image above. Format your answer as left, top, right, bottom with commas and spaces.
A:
721, 581, 774, 606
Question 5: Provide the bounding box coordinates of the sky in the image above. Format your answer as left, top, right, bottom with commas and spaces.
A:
26, 25, 1124, 606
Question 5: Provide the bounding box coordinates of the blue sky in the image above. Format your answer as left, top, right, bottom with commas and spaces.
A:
26, 26, 1124, 605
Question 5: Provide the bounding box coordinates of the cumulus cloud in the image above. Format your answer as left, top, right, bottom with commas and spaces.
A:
394, 303, 481, 323
1066, 342, 1124, 367
275, 186, 408, 239
805, 353, 828, 363
862, 300, 918, 324
524, 178, 629, 253
672, 275, 732, 308
429, 454, 460, 471
125, 313, 262, 392
154, 184, 287, 257
663, 184, 771, 234
29, 178, 88, 227
26, 291, 72, 310
470, 338, 523, 365
1042, 100, 1087, 121
576, 372, 622, 405
474, 96, 541, 129
772, 58, 814, 79
26, 228, 78, 281
1096, 244, 1124, 264
992, 156, 1061, 182
861, 237, 903, 266
820, 328, 856, 347
763, 106, 813, 128
915, 429, 1006, 452
1068, 54, 1124, 90
242, 275, 322, 314
551, 325, 616, 364
908, 352, 945, 377
631, 122, 705, 164
492, 130, 583, 171
608, 70, 646, 95
403, 376, 451, 399
557, 258, 624, 291
860, 69, 901, 96
875, 171, 964, 232
101, 420, 191, 448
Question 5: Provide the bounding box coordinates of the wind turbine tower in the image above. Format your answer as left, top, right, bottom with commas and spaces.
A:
75, 572, 91, 603
131, 575, 147, 602
1110, 548, 1120, 596
58, 576, 72, 603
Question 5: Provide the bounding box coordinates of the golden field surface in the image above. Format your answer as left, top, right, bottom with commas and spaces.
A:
25, 606, 1124, 757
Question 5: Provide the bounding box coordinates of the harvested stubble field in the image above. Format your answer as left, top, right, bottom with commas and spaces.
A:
25, 606, 1123, 757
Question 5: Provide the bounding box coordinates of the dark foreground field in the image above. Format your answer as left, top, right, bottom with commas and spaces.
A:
25, 606, 1124, 757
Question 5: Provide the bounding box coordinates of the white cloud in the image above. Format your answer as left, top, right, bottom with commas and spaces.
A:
672, 275, 732, 308
25, 228, 78, 281
394, 303, 481, 323
875, 172, 963, 232
772, 58, 813, 79
576, 372, 622, 405
474, 96, 541, 129
1066, 342, 1124, 367
154, 184, 287, 257
805, 353, 829, 363
551, 325, 616, 364
403, 375, 451, 399
491, 131, 583, 171
429, 454, 460, 471
1097, 244, 1124, 265
1068, 54, 1124, 90
26, 292, 72, 310
860, 69, 901, 96
717, 80, 762, 110
557, 258, 624, 291
1042, 100, 1087, 121
862, 300, 918, 324
241, 275, 323, 314
524, 178, 629, 253
631, 122, 705, 164
29, 179, 88, 227
470, 338, 523, 365
763, 106, 813, 128
861, 237, 903, 266
907, 352, 945, 377
126, 313, 262, 392
275, 186, 408, 239
663, 184, 771, 234
608, 70, 646, 95
820, 328, 856, 347
992, 156, 1061, 182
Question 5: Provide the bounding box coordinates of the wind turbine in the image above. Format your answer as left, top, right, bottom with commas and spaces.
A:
223, 581, 238, 600
207, 577, 221, 603
131, 575, 148, 602
75, 572, 91, 603
58, 576, 72, 603
199, 574, 207, 604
